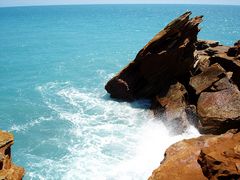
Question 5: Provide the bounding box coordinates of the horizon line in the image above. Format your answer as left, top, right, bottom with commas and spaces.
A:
1, 3, 240, 8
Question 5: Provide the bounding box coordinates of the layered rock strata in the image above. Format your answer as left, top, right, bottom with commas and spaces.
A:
105, 11, 202, 100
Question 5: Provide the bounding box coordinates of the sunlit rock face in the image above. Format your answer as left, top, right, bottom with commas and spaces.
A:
149, 131, 240, 180
0, 130, 24, 179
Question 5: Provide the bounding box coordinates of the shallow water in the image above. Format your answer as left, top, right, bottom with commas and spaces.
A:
0, 4, 239, 179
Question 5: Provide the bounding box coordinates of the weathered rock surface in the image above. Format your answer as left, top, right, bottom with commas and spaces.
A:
152, 82, 190, 134
192, 40, 240, 134
105, 11, 202, 100
198, 132, 240, 179
0, 130, 24, 180
189, 63, 226, 94
197, 85, 240, 134
149, 131, 240, 180
105, 10, 240, 135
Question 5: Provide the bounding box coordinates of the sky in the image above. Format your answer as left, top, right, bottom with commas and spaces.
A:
0, 0, 240, 7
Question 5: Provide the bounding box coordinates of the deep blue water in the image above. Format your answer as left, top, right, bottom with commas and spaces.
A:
0, 4, 239, 180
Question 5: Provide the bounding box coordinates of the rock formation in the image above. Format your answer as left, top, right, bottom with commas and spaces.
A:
0, 130, 24, 180
149, 131, 240, 180
105, 11, 240, 135
105, 11, 240, 180
193, 40, 240, 134
105, 11, 202, 100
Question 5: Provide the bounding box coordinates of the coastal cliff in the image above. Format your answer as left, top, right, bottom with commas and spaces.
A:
105, 11, 240, 179
0, 130, 24, 179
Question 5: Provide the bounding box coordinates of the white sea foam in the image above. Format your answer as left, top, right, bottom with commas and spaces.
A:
26, 82, 200, 180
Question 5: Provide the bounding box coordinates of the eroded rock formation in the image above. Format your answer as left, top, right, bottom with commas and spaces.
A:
0, 130, 24, 180
105, 11, 202, 100
105, 11, 240, 135
149, 131, 240, 180
105, 11, 240, 180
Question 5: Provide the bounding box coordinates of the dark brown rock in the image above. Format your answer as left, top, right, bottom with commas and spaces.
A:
227, 40, 240, 57
207, 44, 240, 88
197, 85, 240, 134
105, 11, 203, 100
195, 40, 219, 50
198, 132, 240, 179
153, 82, 190, 134
0, 130, 24, 180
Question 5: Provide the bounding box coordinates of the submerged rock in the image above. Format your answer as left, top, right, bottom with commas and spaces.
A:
105, 11, 202, 100
149, 131, 240, 180
0, 130, 24, 180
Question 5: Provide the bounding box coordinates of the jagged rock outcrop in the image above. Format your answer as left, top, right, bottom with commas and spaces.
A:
105, 11, 202, 100
0, 130, 24, 180
149, 131, 240, 180
105, 11, 240, 135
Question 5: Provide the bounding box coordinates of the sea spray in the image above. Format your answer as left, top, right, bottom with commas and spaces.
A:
17, 81, 199, 179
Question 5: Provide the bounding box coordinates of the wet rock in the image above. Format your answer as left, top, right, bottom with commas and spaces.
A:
105, 11, 203, 100
0, 130, 24, 180
148, 132, 240, 180
153, 82, 190, 134
198, 132, 240, 179
189, 63, 226, 94
197, 85, 240, 134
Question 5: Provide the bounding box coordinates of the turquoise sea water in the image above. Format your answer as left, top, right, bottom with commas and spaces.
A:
0, 4, 239, 179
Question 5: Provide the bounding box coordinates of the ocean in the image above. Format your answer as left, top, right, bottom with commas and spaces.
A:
0, 4, 239, 180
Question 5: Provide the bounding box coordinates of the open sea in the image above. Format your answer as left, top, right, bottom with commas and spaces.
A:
0, 4, 239, 180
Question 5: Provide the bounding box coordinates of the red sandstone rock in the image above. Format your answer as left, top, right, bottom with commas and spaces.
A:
105, 11, 203, 100
198, 132, 240, 179
0, 130, 24, 180
148, 132, 240, 180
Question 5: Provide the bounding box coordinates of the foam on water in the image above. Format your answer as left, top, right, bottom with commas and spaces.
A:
15, 81, 199, 180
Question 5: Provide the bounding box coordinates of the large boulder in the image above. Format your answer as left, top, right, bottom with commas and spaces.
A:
197, 85, 240, 134
105, 11, 203, 100
148, 131, 240, 180
0, 130, 24, 180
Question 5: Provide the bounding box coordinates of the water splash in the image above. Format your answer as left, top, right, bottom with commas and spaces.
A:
16, 81, 200, 180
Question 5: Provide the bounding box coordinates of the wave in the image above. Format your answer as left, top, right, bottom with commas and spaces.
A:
19, 81, 200, 180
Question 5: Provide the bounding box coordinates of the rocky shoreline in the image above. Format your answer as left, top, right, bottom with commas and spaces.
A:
0, 130, 24, 179
105, 12, 240, 179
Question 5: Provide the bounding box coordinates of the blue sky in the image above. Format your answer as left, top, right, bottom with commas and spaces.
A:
0, 0, 240, 7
